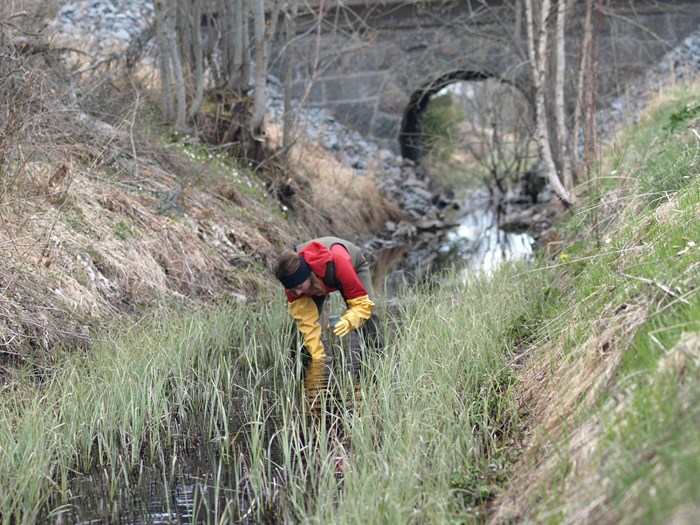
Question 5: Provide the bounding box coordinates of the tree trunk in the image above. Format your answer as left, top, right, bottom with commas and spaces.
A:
153, 0, 187, 131
555, 0, 574, 192
251, 0, 267, 132
166, 4, 187, 131
154, 0, 174, 121
240, 0, 251, 93
283, 2, 298, 151
584, 0, 601, 176
230, 0, 243, 91
572, 0, 594, 183
525, 0, 574, 207
188, 0, 204, 119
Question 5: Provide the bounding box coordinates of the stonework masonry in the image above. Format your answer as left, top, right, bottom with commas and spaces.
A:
273, 0, 700, 154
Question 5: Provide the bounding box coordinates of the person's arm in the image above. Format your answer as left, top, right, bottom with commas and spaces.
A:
289, 296, 325, 359
333, 294, 374, 336
330, 246, 374, 337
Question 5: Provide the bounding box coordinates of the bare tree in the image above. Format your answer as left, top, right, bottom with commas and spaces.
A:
153, 0, 174, 123
251, 0, 267, 132
282, 1, 299, 152
188, 0, 205, 120
441, 80, 534, 195
524, 0, 575, 207
554, 0, 574, 192
153, 0, 193, 132
150, 0, 297, 161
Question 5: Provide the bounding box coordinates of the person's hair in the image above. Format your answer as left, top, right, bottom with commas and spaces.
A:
274, 250, 301, 281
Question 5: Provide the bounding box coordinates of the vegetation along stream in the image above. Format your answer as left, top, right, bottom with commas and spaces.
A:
53, 315, 371, 524
35, 189, 539, 524
3, 2, 700, 525
46, 197, 519, 523
33, 260, 534, 524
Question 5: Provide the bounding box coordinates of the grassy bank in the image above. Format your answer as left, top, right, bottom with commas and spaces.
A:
326, 267, 546, 524
489, 80, 700, 523
1, 81, 698, 525
0, 264, 542, 523
0, 300, 291, 522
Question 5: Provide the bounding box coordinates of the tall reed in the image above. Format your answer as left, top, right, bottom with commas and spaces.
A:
0, 298, 291, 523
1, 262, 544, 524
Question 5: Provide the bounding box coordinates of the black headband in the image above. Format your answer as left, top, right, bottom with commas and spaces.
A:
280, 256, 311, 289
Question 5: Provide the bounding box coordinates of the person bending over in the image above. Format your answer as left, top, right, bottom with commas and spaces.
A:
274, 236, 375, 360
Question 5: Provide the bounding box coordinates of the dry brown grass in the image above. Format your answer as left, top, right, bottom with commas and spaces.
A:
0, 11, 403, 363
490, 299, 649, 524
0, 149, 261, 355
266, 121, 406, 242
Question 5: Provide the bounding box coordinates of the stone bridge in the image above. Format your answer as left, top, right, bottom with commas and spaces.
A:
272, 0, 700, 157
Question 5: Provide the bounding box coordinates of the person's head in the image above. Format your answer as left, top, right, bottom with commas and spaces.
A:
275, 250, 311, 295
275, 250, 321, 296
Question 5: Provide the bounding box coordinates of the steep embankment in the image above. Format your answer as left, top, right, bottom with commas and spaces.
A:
0, 4, 412, 360
488, 78, 700, 523
1, 4, 699, 523
1, 1, 466, 361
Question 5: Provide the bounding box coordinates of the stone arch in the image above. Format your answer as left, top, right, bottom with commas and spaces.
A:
274, 1, 700, 156
399, 71, 531, 163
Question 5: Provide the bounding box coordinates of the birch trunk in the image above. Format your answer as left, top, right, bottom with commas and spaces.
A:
231, 0, 243, 90
525, 0, 574, 207
572, 0, 594, 181
154, 0, 174, 120
555, 0, 574, 192
283, 2, 298, 151
240, 0, 251, 93
166, 3, 187, 131
188, 0, 204, 119
251, 0, 267, 132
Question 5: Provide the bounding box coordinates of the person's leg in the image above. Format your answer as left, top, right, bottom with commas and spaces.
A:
312, 294, 326, 315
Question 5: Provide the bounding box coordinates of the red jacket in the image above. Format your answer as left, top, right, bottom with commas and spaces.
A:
285, 242, 368, 303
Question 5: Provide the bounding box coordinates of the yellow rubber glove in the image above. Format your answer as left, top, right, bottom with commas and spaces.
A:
289, 297, 325, 360
333, 318, 352, 337
333, 295, 375, 337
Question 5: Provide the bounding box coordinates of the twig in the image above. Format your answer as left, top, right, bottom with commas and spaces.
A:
619, 272, 689, 303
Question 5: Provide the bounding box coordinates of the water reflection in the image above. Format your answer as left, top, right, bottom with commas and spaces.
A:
438, 193, 534, 274
48, 343, 367, 524
302, 337, 366, 477
51, 442, 259, 525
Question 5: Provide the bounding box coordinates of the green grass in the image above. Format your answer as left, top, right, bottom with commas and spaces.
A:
2, 79, 700, 525
160, 130, 270, 204
322, 266, 545, 524
0, 262, 543, 523
505, 80, 700, 523
0, 298, 294, 523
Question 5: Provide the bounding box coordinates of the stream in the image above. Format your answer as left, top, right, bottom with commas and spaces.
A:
45, 193, 537, 524
436, 191, 535, 276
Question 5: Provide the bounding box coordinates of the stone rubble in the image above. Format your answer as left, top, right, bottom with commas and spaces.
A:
52, 0, 153, 53
52, 0, 461, 280
597, 24, 700, 138
51, 2, 700, 277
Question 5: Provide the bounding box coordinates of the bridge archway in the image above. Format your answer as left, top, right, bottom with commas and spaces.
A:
400, 71, 491, 162
399, 72, 532, 167
276, 1, 700, 156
